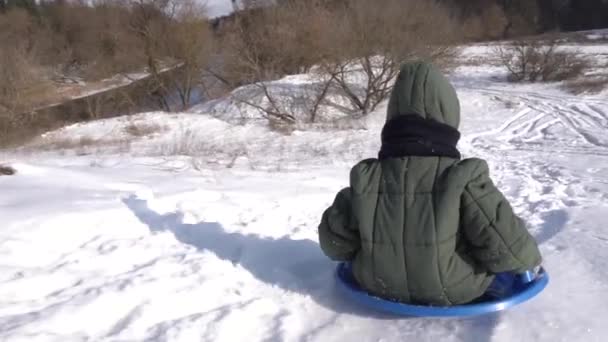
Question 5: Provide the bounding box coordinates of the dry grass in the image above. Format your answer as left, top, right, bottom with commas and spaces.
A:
28, 135, 132, 155
157, 128, 241, 157
455, 52, 503, 67
156, 127, 249, 169
0, 116, 46, 149
562, 77, 608, 95
124, 121, 164, 137
157, 128, 201, 156
43, 136, 98, 150
0, 164, 16, 176
267, 118, 296, 135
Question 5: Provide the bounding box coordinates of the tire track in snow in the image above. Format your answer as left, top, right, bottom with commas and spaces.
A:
586, 104, 608, 121
461, 85, 608, 282
463, 87, 608, 149
571, 104, 607, 126
456, 84, 608, 341
460, 85, 608, 254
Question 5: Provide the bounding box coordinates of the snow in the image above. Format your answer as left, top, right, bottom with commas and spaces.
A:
190, 71, 368, 125
585, 29, 608, 41
458, 40, 608, 61
73, 65, 180, 100
2, 41, 608, 342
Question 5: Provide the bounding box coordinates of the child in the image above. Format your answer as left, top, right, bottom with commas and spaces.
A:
318, 62, 542, 305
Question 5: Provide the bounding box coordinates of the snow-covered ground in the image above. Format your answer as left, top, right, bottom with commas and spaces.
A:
2, 43, 608, 341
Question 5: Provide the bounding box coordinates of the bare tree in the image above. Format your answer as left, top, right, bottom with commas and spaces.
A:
0, 46, 52, 146
212, 0, 460, 123
215, 1, 337, 124
121, 0, 215, 111
164, 0, 213, 109
460, 3, 510, 41
126, 0, 174, 110
0, 164, 16, 176
319, 0, 458, 115
0, 8, 52, 115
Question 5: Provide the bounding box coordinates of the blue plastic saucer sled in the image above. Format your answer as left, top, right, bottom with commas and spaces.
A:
335, 262, 549, 317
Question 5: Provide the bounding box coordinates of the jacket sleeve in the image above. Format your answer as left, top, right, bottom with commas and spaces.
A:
460, 160, 542, 274
318, 187, 360, 261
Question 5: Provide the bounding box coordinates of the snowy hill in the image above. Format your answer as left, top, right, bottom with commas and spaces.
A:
2, 40, 608, 341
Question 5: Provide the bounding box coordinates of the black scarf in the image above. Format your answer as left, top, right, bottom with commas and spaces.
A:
378, 115, 461, 160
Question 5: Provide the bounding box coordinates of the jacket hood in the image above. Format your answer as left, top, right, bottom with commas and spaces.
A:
386, 62, 460, 129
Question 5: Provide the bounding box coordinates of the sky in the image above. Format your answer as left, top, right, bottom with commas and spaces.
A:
203, 0, 236, 18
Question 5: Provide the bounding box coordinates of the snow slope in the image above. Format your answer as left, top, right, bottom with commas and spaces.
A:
2, 54, 608, 341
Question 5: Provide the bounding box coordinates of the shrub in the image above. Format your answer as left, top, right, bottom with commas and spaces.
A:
124, 121, 163, 137
0, 164, 16, 176
496, 39, 589, 82
562, 77, 608, 95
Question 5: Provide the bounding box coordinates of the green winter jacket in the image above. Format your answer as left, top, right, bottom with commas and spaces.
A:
318, 62, 542, 305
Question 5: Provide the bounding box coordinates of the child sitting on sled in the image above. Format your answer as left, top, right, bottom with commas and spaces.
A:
318, 62, 542, 305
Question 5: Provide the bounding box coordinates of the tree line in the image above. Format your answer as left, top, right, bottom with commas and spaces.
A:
1, 0, 606, 146
441, 0, 608, 35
